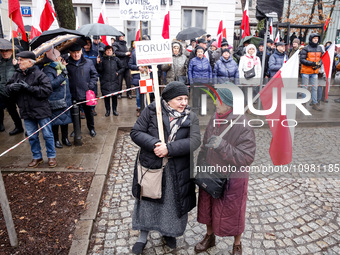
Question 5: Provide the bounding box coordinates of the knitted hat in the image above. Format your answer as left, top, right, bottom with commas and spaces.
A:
162, 81, 189, 102
216, 88, 233, 107
17, 51, 36, 60
292, 38, 300, 44
221, 48, 230, 54
221, 38, 229, 47
211, 41, 219, 48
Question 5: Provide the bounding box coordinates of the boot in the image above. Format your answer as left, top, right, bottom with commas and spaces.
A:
0, 109, 4, 132
105, 110, 110, 117
232, 242, 242, 255
62, 137, 72, 146
194, 233, 216, 253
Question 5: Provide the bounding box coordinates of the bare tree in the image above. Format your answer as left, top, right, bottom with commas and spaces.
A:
52, 0, 76, 29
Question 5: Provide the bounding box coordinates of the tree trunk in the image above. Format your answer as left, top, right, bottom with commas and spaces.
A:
52, 0, 76, 30
317, 0, 323, 21
286, 0, 292, 21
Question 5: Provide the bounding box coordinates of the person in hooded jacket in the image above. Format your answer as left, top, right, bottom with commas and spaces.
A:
42, 49, 72, 149
213, 48, 239, 84
130, 81, 201, 254
83, 37, 98, 67
268, 42, 287, 78
96, 45, 124, 117
161, 41, 188, 84
113, 32, 132, 99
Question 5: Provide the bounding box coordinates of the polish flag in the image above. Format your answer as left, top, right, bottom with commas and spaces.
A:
8, 0, 27, 41
31, 0, 57, 39
241, 0, 250, 39
274, 31, 280, 43
258, 50, 300, 165
217, 20, 223, 47
269, 19, 274, 41
222, 28, 227, 39
135, 29, 140, 41
323, 13, 330, 31
162, 1, 170, 39
321, 42, 335, 100
98, 0, 109, 45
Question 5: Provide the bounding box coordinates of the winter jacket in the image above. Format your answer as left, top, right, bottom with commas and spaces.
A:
130, 101, 201, 218
238, 45, 262, 85
96, 54, 125, 95
213, 56, 239, 84
83, 49, 98, 67
197, 112, 256, 236
188, 57, 212, 84
0, 56, 17, 97
43, 61, 72, 126
66, 55, 98, 101
188, 46, 215, 70
161, 41, 188, 84
288, 47, 299, 59
91, 42, 105, 57
256, 50, 270, 77
268, 49, 287, 78
7, 65, 52, 120
300, 33, 324, 74
113, 40, 130, 68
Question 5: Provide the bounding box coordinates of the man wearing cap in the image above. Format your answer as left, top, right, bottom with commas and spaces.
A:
256, 41, 270, 79
6, 51, 56, 168
266, 39, 275, 55
0, 48, 24, 135
67, 43, 98, 137
300, 33, 324, 111
268, 42, 287, 78
92, 35, 105, 56
212, 38, 229, 63
113, 32, 132, 99
289, 38, 301, 59
189, 38, 215, 70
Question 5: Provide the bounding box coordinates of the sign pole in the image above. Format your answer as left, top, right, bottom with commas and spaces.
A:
0, 171, 18, 247
10, 14, 15, 59
152, 64, 165, 143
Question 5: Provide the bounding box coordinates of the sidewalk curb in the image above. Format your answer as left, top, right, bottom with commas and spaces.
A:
69, 127, 118, 255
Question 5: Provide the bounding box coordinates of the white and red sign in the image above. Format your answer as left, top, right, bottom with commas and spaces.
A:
135, 40, 172, 66
139, 79, 154, 94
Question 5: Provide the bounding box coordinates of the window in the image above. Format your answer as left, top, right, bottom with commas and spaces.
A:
73, 6, 92, 28
181, 8, 207, 30
125, 21, 151, 47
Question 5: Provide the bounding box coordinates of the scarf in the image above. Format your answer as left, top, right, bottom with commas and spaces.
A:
162, 99, 191, 142
215, 109, 232, 127
44, 61, 67, 85
246, 55, 259, 67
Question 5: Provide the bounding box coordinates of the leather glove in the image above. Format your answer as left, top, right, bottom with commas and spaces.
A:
19, 80, 30, 90
61, 68, 68, 77
205, 135, 223, 149
8, 83, 22, 92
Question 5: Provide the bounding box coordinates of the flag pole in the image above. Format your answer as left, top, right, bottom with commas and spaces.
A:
10, 14, 16, 59
140, 20, 151, 105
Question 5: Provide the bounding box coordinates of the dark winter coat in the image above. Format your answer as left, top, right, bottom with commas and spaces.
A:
7, 65, 52, 120
268, 49, 287, 78
300, 33, 324, 74
213, 56, 239, 84
0, 56, 17, 97
256, 50, 270, 77
197, 113, 256, 236
113, 40, 130, 68
66, 55, 98, 101
130, 101, 201, 218
188, 57, 212, 84
92, 42, 106, 57
96, 54, 125, 95
83, 48, 98, 67
128, 49, 140, 86
43, 61, 72, 126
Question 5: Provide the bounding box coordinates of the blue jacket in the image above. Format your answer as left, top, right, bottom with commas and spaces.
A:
83, 48, 98, 67
66, 55, 98, 101
188, 57, 212, 84
213, 56, 239, 84
268, 49, 287, 78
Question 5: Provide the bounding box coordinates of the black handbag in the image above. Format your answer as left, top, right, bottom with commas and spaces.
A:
243, 66, 255, 79
49, 85, 67, 110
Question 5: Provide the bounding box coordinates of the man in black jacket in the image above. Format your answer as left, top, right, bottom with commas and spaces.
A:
67, 43, 98, 137
6, 51, 56, 168
113, 32, 132, 99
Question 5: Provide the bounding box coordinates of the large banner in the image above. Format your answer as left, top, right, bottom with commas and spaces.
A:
135, 40, 173, 66
119, 0, 160, 21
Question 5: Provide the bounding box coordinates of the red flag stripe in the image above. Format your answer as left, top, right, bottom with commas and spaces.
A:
39, 0, 56, 32
8, 0, 27, 41
162, 11, 170, 39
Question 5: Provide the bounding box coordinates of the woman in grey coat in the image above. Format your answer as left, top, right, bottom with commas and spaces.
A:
130, 81, 201, 254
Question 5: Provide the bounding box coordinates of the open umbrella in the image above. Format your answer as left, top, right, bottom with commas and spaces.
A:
0, 38, 17, 50
30, 28, 85, 50
239, 36, 262, 47
78, 23, 122, 37
176, 27, 206, 41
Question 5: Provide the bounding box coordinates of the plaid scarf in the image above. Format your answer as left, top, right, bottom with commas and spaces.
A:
162, 99, 191, 142
44, 61, 67, 85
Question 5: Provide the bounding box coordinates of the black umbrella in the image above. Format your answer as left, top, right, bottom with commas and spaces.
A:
78, 23, 122, 37
0, 38, 17, 50
176, 27, 207, 41
30, 28, 85, 50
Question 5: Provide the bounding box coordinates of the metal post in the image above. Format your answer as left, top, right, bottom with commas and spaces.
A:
71, 101, 83, 146
258, 17, 269, 110
0, 171, 18, 247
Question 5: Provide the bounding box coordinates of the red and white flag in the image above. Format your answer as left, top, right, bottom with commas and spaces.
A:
31, 0, 57, 39
274, 31, 280, 43
135, 29, 140, 41
217, 20, 223, 47
259, 50, 300, 165
324, 13, 330, 31
321, 42, 335, 100
98, 0, 109, 45
269, 19, 274, 41
8, 0, 27, 41
139, 79, 153, 94
241, 0, 250, 39
162, 1, 170, 39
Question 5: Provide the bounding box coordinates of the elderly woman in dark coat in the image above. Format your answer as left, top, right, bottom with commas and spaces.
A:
213, 48, 239, 84
96, 45, 124, 117
42, 49, 72, 148
194, 88, 256, 255
130, 81, 201, 254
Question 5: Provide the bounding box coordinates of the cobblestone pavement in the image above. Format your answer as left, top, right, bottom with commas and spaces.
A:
88, 127, 340, 255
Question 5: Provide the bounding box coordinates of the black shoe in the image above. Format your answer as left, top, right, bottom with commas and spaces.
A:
132, 241, 147, 254
105, 111, 110, 117
164, 236, 176, 249
62, 138, 72, 146
112, 110, 119, 116
70, 131, 74, 137
55, 140, 63, 148
9, 127, 24, 136
92, 110, 97, 116
90, 129, 96, 137
0, 123, 4, 132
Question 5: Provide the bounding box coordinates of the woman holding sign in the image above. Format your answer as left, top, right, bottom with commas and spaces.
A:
130, 81, 201, 254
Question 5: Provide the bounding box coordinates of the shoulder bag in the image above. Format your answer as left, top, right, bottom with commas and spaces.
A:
49, 85, 67, 110
243, 66, 255, 79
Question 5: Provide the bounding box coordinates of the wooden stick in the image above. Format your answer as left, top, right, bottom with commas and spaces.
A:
0, 171, 18, 247
152, 64, 165, 143
10, 14, 15, 59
